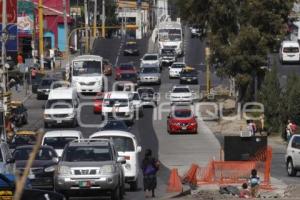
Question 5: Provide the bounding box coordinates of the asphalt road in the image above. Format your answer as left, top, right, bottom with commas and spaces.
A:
19, 30, 300, 199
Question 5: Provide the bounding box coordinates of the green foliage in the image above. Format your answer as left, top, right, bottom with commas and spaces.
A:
258, 66, 281, 132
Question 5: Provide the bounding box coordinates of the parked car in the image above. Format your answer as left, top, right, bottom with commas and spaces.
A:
167, 108, 198, 134
0, 173, 64, 200
137, 87, 158, 107
42, 130, 83, 157
286, 134, 300, 176
98, 119, 130, 132
89, 131, 142, 191
115, 63, 136, 80
8, 130, 36, 150
179, 67, 198, 84
123, 41, 139, 56
36, 77, 59, 100
54, 139, 126, 200
10, 101, 28, 127
169, 85, 195, 105
13, 145, 59, 189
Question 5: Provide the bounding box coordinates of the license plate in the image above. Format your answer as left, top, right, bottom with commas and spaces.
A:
187, 79, 191, 82
182, 126, 187, 130
79, 181, 91, 188
28, 174, 35, 179
57, 119, 62, 124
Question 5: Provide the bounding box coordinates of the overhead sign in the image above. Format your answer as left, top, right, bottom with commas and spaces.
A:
0, 0, 17, 23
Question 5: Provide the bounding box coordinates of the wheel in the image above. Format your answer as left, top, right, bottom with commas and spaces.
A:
130, 180, 138, 191
111, 186, 120, 200
287, 159, 297, 177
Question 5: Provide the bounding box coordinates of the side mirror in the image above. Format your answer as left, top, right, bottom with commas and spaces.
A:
52, 157, 59, 163
117, 156, 126, 164
6, 158, 15, 164
136, 146, 142, 153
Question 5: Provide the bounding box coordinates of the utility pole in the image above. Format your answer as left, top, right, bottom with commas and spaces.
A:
63, 0, 69, 65
205, 47, 211, 95
38, 0, 44, 70
93, 0, 97, 37
84, 0, 89, 53
102, 0, 105, 38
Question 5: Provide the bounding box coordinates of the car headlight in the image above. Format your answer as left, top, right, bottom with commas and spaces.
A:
37, 89, 43, 92
101, 165, 115, 174
66, 113, 75, 118
44, 114, 51, 119
58, 166, 71, 175
45, 165, 56, 172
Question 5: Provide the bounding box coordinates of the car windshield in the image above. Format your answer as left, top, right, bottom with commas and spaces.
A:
45, 99, 73, 109
73, 60, 102, 76
63, 146, 112, 162
120, 64, 134, 70
143, 55, 157, 60
14, 148, 57, 161
174, 110, 192, 118
93, 136, 134, 152
9, 135, 36, 148
159, 29, 181, 41
283, 47, 299, 53
173, 88, 190, 93
103, 99, 128, 107
119, 73, 137, 80
43, 137, 78, 149
181, 70, 197, 76
101, 121, 128, 131
161, 49, 175, 56
141, 67, 159, 74
171, 64, 184, 69
126, 43, 137, 49
138, 89, 154, 98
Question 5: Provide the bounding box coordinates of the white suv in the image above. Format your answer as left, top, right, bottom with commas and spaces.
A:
90, 130, 142, 191
102, 91, 135, 124
141, 53, 161, 67
286, 135, 300, 176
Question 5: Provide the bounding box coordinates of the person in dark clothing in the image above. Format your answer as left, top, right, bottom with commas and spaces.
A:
141, 149, 159, 198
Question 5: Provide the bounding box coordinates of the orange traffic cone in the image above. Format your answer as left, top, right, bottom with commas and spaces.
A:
183, 164, 200, 185
167, 168, 183, 193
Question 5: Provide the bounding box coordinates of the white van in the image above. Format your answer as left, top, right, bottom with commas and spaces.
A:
102, 91, 135, 124
42, 130, 83, 157
279, 41, 300, 64
43, 87, 79, 128
89, 130, 142, 191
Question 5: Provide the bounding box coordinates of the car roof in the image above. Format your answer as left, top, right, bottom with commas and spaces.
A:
104, 91, 132, 99
172, 62, 185, 65
137, 87, 154, 91
143, 53, 159, 57
281, 41, 300, 47
90, 130, 135, 139
126, 41, 137, 45
15, 130, 36, 136
43, 130, 82, 138
68, 139, 110, 147
72, 55, 102, 62
173, 85, 190, 89
48, 87, 74, 100
141, 63, 159, 68
120, 63, 134, 67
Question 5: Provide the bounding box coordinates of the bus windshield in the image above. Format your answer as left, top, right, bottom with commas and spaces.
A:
159, 29, 181, 41
73, 60, 102, 76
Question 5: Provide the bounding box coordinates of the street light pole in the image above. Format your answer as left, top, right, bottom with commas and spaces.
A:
63, 0, 69, 66
38, 0, 44, 70
102, 0, 105, 38
93, 0, 97, 37
84, 0, 89, 53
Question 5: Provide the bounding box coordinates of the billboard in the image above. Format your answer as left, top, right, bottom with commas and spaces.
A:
0, 0, 18, 52
17, 1, 34, 34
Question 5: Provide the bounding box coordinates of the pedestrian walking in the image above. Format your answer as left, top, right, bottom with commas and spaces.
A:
248, 169, 260, 198
286, 120, 297, 142
141, 149, 160, 198
247, 120, 256, 136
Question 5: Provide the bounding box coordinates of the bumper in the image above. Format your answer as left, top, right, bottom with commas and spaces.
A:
170, 99, 193, 104
180, 78, 198, 83
138, 79, 160, 85
54, 174, 119, 191
169, 125, 197, 133
75, 85, 102, 93
30, 176, 54, 189
169, 73, 181, 78
44, 118, 75, 126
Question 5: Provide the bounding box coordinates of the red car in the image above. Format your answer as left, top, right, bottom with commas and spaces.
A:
94, 93, 104, 114
115, 63, 136, 80
167, 108, 198, 134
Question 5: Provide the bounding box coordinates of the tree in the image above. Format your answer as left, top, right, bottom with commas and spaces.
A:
258, 66, 281, 132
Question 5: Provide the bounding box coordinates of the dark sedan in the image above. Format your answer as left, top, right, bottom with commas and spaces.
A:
180, 68, 198, 84
98, 119, 130, 132
13, 145, 59, 190
36, 78, 59, 100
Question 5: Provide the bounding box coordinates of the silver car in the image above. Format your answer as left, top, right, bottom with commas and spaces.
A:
138, 63, 161, 85
54, 139, 126, 200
